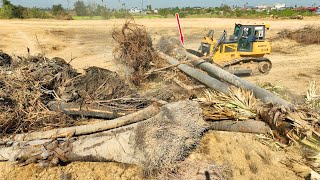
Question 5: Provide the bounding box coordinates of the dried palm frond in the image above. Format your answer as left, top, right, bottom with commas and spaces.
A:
255, 134, 287, 151
201, 87, 258, 120
306, 81, 320, 112
259, 82, 283, 96
287, 111, 319, 136
306, 81, 319, 101
201, 86, 320, 171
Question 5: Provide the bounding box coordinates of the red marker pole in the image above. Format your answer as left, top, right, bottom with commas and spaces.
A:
175, 13, 184, 45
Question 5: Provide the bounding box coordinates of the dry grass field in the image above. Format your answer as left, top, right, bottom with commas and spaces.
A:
0, 17, 319, 180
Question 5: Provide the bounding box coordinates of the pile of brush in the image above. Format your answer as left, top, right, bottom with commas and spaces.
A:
0, 51, 207, 178
0, 54, 78, 135
0, 52, 151, 137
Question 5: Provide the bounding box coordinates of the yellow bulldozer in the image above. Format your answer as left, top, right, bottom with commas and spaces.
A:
189, 24, 272, 75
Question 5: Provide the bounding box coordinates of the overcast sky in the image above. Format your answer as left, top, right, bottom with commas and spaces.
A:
7, 0, 320, 9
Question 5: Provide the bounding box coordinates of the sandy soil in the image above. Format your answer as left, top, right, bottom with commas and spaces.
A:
0, 17, 319, 179
0, 162, 141, 180
0, 131, 305, 180
1, 17, 319, 94
191, 131, 304, 180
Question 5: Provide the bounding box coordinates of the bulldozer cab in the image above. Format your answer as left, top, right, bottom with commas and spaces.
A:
235, 24, 268, 52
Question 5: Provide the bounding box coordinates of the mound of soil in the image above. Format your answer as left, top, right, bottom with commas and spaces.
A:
277, 26, 320, 45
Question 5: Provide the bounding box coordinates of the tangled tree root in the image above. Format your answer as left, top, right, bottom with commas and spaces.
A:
112, 18, 157, 85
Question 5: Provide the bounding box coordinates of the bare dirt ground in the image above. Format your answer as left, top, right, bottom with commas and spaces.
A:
0, 17, 319, 179
1, 17, 319, 94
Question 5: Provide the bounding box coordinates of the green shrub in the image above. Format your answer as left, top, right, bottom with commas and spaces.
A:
0, 0, 48, 19
235, 9, 242, 17
0, 5, 13, 19
101, 9, 112, 19
179, 11, 188, 18
159, 9, 169, 18
279, 9, 295, 16
24, 8, 49, 18
74, 0, 88, 16
12, 5, 25, 18
52, 4, 65, 16
113, 11, 130, 19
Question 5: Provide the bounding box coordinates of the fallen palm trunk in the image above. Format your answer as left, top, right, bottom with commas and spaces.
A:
47, 101, 138, 119
0, 101, 208, 176
158, 52, 230, 95
209, 120, 271, 134
0, 124, 140, 164
158, 38, 291, 108
5, 104, 160, 142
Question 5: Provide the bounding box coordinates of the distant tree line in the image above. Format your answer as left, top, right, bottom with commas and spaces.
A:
0, 0, 316, 20
0, 0, 131, 20
0, 0, 49, 19
73, 0, 130, 19
158, 5, 315, 18
0, 0, 72, 19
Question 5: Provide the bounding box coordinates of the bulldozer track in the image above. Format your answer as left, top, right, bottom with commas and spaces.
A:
221, 57, 272, 75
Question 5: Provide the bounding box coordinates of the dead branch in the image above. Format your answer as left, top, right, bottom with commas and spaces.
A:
6, 104, 160, 142
48, 101, 138, 119
145, 59, 194, 75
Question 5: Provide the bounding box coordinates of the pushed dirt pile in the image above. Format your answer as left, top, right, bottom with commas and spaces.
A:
277, 25, 320, 45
